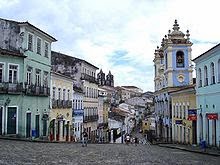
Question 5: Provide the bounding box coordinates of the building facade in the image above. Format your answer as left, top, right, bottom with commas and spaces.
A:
49, 72, 73, 141
193, 43, 220, 147
0, 18, 56, 138
154, 20, 193, 142
170, 85, 197, 144
51, 51, 99, 142
72, 84, 84, 142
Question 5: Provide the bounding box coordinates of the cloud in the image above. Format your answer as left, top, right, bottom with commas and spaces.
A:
0, 0, 219, 92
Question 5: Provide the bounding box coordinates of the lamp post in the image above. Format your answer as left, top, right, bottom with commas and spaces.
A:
4, 97, 11, 135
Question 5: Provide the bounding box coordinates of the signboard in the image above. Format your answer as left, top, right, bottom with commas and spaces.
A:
207, 113, 218, 120
175, 120, 182, 124
188, 109, 197, 121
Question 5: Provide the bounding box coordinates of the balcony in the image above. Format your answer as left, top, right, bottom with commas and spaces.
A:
84, 115, 99, 123
81, 73, 98, 84
98, 122, 108, 129
73, 84, 84, 93
0, 82, 23, 94
52, 99, 72, 109
25, 84, 50, 96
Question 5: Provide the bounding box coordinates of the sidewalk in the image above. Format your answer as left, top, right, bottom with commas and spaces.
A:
158, 143, 220, 157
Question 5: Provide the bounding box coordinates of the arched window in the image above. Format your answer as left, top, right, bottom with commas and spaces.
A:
165, 53, 168, 69
176, 51, 184, 68
218, 59, 220, 83
210, 62, 215, 84
204, 66, 208, 86
198, 68, 202, 87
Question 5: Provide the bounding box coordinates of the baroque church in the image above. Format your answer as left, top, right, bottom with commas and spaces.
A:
153, 20, 193, 142
97, 69, 114, 87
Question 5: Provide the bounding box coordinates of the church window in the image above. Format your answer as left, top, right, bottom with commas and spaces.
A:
176, 51, 184, 68
165, 53, 168, 69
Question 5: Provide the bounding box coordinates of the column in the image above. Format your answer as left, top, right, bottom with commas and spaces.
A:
60, 121, 63, 141
54, 120, 57, 141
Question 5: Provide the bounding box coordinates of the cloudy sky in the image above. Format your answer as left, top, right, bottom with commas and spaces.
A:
0, 0, 219, 92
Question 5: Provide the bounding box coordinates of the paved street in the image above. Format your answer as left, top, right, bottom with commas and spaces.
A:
0, 139, 219, 165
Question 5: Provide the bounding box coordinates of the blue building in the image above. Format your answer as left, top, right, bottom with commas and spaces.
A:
193, 43, 220, 147
154, 20, 193, 142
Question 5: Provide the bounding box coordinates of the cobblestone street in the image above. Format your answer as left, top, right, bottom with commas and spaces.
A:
0, 140, 219, 165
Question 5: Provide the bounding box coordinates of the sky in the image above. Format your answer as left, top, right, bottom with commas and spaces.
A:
0, 0, 219, 92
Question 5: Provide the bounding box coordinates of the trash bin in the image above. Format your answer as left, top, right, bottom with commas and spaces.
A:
200, 140, 206, 151
32, 130, 36, 139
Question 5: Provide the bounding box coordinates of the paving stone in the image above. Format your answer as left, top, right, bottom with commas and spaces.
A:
0, 140, 219, 165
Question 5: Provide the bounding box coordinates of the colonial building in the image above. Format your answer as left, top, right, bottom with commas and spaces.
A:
72, 83, 84, 142
170, 84, 197, 144
49, 72, 73, 141
0, 18, 56, 138
51, 51, 99, 142
193, 43, 220, 147
154, 20, 193, 142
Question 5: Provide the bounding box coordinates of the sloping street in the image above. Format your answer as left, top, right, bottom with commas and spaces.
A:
0, 139, 219, 165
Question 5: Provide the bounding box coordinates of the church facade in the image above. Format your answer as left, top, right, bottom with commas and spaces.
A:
153, 20, 193, 142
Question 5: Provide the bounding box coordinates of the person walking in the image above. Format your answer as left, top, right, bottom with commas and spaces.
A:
82, 130, 88, 147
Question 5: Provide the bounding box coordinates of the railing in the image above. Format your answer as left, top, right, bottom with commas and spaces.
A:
98, 122, 108, 129
81, 73, 98, 84
25, 84, 50, 96
52, 99, 72, 109
73, 85, 84, 93
0, 82, 23, 94
84, 115, 99, 122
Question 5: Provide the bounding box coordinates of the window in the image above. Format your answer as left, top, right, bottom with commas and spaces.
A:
27, 67, 32, 85
198, 68, 202, 87
9, 64, 18, 83
176, 51, 185, 68
58, 88, 61, 100
28, 33, 33, 51
63, 89, 66, 100
204, 66, 208, 86
52, 87, 56, 99
35, 70, 41, 86
210, 62, 215, 84
0, 63, 4, 83
43, 71, 48, 86
218, 59, 220, 83
67, 89, 70, 100
44, 42, 49, 57
165, 53, 168, 69
37, 38, 42, 55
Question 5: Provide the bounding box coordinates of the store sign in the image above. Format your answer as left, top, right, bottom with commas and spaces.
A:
188, 109, 197, 121
175, 120, 182, 124
207, 113, 218, 120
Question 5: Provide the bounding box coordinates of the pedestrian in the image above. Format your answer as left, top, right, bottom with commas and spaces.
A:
82, 130, 88, 147
134, 136, 138, 146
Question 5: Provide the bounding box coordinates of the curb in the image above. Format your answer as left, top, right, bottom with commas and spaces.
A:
158, 144, 220, 157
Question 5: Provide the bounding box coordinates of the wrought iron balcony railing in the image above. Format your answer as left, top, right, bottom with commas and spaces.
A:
83, 115, 99, 123
0, 82, 23, 94
25, 84, 50, 96
81, 73, 98, 84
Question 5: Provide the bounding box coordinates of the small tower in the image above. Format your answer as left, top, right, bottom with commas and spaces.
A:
97, 69, 105, 86
106, 71, 114, 87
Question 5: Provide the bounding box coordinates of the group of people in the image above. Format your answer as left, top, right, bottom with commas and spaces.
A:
125, 134, 139, 146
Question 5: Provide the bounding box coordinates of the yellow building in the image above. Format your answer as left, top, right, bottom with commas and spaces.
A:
170, 84, 197, 144
49, 72, 73, 141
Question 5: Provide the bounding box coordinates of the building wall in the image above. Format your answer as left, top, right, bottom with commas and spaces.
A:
195, 46, 220, 147
171, 88, 196, 144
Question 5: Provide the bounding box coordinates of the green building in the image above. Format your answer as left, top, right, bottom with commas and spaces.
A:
0, 18, 56, 138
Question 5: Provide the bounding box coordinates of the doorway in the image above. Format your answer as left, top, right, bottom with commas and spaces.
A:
212, 120, 217, 146
26, 113, 31, 138
7, 107, 17, 134
0, 107, 2, 135
35, 115, 40, 138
